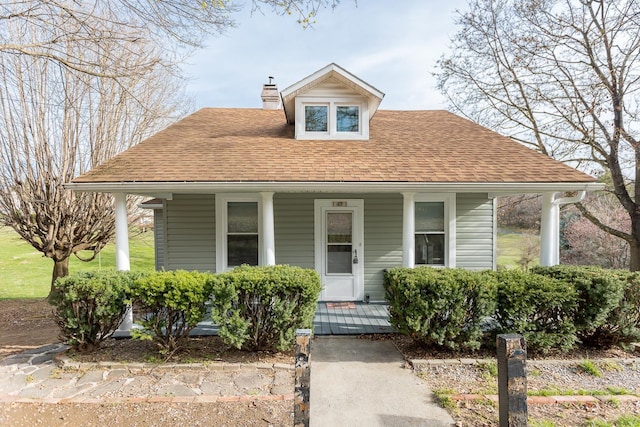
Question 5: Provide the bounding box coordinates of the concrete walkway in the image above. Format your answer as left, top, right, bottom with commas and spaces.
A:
309, 337, 455, 427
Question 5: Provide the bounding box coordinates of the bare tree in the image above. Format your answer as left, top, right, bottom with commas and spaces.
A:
562, 195, 630, 268
0, 1, 339, 79
0, 16, 188, 292
437, 0, 640, 269
0, 0, 342, 292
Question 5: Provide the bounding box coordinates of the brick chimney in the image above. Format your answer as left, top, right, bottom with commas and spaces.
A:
261, 76, 280, 110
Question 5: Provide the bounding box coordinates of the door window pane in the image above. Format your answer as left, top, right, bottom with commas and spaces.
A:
328, 245, 352, 274
228, 235, 259, 267
336, 106, 359, 132
327, 212, 352, 243
415, 202, 444, 232
228, 202, 258, 233
305, 105, 328, 132
415, 234, 445, 266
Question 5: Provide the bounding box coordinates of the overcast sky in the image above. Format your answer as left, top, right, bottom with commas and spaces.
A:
182, 1, 469, 111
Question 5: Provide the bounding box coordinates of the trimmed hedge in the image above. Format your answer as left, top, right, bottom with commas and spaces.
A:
130, 270, 212, 353
210, 265, 321, 351
494, 269, 578, 352
384, 267, 497, 350
530, 265, 625, 345
48, 271, 143, 353
385, 266, 640, 353
591, 271, 640, 348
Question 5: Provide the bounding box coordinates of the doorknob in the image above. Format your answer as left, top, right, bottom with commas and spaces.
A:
353, 249, 359, 264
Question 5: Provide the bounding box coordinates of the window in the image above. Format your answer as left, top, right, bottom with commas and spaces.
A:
415, 202, 445, 266
410, 193, 456, 267
305, 105, 328, 132
295, 97, 368, 140
227, 202, 258, 267
216, 195, 261, 271
336, 106, 359, 132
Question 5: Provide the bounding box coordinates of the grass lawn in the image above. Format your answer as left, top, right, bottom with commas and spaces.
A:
0, 227, 155, 299
497, 229, 540, 269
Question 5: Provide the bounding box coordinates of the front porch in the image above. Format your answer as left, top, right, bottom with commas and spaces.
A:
141, 302, 394, 338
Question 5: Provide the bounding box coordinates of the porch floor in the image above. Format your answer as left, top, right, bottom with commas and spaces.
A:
313, 302, 393, 335
142, 302, 394, 337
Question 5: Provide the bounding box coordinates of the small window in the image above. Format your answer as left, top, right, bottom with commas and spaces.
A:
305, 105, 328, 132
415, 202, 445, 266
336, 106, 359, 132
227, 202, 258, 267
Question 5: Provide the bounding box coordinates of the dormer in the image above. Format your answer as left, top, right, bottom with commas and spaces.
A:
280, 63, 385, 140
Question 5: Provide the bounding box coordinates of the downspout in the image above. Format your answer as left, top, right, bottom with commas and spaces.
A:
539, 191, 586, 266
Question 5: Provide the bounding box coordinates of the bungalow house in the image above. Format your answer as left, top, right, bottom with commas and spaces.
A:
66, 64, 602, 302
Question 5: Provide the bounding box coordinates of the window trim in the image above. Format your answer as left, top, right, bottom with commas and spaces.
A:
295, 96, 368, 140
414, 193, 456, 268
215, 194, 262, 272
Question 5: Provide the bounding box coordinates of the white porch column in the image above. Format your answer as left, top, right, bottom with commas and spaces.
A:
114, 192, 130, 271
539, 192, 559, 266
261, 192, 276, 266
113, 192, 132, 333
540, 191, 587, 266
402, 192, 415, 267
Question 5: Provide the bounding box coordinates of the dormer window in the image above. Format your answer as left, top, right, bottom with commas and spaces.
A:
305, 105, 328, 132
296, 98, 367, 140
280, 63, 385, 141
337, 106, 359, 132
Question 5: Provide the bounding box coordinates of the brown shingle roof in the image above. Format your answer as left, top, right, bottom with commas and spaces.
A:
73, 108, 595, 184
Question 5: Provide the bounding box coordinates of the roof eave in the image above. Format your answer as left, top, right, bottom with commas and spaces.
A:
65, 181, 605, 196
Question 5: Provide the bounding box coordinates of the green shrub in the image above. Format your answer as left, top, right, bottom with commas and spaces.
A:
210, 265, 321, 351
384, 267, 497, 351
130, 270, 212, 353
590, 271, 640, 348
494, 269, 577, 353
48, 271, 142, 353
531, 265, 625, 345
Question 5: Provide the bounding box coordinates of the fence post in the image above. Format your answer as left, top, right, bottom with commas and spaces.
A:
497, 334, 527, 427
294, 329, 312, 427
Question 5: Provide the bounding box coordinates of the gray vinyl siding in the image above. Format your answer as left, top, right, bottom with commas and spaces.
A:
164, 194, 216, 272
363, 194, 403, 301
274, 194, 315, 268
153, 209, 165, 270
273, 193, 402, 302
155, 192, 494, 298
456, 193, 495, 270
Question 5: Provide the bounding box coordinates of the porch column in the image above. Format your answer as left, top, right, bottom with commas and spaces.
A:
114, 192, 130, 271
261, 192, 276, 266
539, 192, 559, 266
402, 192, 415, 267
114, 192, 132, 333
540, 191, 587, 266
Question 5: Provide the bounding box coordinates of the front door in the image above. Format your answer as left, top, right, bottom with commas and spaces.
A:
314, 200, 364, 301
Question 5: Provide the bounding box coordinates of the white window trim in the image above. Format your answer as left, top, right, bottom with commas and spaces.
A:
215, 194, 262, 272
295, 96, 369, 140
414, 193, 456, 268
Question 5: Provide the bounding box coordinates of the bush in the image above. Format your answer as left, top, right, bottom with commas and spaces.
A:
210, 265, 321, 351
384, 267, 497, 351
130, 270, 212, 353
494, 269, 578, 353
590, 271, 640, 348
530, 265, 625, 345
48, 271, 142, 353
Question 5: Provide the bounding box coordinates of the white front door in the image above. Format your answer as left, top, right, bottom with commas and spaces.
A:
314, 200, 364, 301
